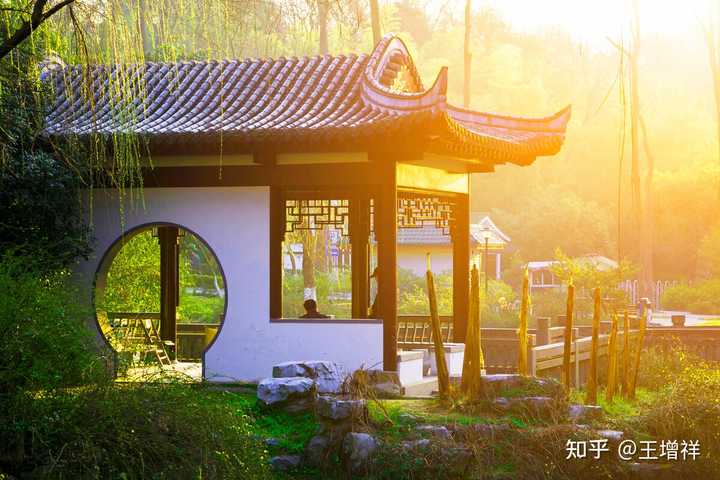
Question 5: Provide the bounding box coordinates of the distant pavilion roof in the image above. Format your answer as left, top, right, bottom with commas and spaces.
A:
398, 215, 509, 247
43, 35, 570, 170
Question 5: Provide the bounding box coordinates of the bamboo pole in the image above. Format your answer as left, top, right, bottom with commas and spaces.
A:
622, 310, 630, 397
562, 282, 575, 391
427, 254, 450, 398
628, 303, 647, 399
517, 267, 530, 376
586, 288, 601, 404
461, 264, 483, 397
606, 313, 619, 402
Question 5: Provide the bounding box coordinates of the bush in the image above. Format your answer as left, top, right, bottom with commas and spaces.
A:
0, 385, 271, 479
0, 256, 107, 397
661, 280, 720, 314
638, 362, 720, 476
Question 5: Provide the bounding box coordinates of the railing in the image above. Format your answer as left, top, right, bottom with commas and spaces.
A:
397, 315, 454, 349
102, 312, 220, 361
645, 327, 720, 362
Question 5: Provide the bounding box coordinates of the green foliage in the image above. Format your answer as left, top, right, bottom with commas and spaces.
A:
0, 255, 106, 397
0, 385, 271, 479
0, 73, 91, 273
98, 229, 225, 323
639, 362, 720, 476
282, 270, 352, 318
661, 280, 720, 314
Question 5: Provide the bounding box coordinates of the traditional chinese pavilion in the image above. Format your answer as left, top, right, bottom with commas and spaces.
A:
46, 35, 570, 381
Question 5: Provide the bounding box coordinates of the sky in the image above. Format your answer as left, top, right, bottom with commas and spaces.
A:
441, 0, 715, 48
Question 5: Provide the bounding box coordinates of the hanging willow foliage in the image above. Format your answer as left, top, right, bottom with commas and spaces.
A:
0, 0, 376, 212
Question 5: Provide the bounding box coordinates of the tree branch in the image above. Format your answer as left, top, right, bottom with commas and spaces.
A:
0, 0, 77, 61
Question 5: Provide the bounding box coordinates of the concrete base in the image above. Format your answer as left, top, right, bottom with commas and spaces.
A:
397, 350, 425, 386
429, 343, 465, 377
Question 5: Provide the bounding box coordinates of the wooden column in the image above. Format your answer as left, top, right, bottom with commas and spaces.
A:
269, 186, 284, 319
351, 192, 370, 318
452, 194, 470, 343
375, 160, 398, 371
158, 226, 179, 346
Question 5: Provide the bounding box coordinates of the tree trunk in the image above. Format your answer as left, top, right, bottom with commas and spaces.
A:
702, 5, 720, 200
318, 0, 329, 55
369, 0, 381, 45
630, 0, 654, 299
302, 236, 316, 300
463, 0, 472, 108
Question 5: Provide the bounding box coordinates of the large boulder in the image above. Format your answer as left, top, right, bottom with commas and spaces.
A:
492, 396, 560, 418
568, 404, 604, 424
257, 377, 315, 412
304, 434, 331, 467
316, 395, 368, 422
341, 432, 378, 475
481, 374, 563, 399
269, 455, 302, 472
273, 360, 345, 394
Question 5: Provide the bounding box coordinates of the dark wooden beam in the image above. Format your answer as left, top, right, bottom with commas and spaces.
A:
142, 164, 385, 188
269, 187, 284, 319
350, 191, 371, 318
451, 195, 470, 343
373, 154, 398, 371
158, 226, 179, 350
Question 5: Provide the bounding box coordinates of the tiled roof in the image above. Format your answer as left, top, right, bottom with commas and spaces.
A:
43, 35, 570, 168
398, 218, 509, 247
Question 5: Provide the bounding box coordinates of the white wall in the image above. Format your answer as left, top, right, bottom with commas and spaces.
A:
79, 187, 383, 382
398, 244, 453, 277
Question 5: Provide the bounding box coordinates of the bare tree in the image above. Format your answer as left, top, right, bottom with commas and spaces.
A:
369, 0, 381, 45
629, 0, 654, 300
463, 0, 472, 107
0, 0, 77, 60
701, 3, 720, 199
318, 0, 329, 54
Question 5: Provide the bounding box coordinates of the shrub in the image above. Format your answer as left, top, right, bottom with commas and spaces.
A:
638, 362, 720, 476
0, 255, 107, 397
1, 385, 271, 479
661, 280, 720, 314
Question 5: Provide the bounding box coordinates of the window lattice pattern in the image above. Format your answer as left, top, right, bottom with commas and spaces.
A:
397, 196, 455, 234
285, 199, 350, 236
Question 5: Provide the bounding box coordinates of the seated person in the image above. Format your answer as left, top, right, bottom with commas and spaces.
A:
300, 299, 330, 319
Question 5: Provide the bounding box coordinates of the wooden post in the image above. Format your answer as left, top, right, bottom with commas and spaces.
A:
461, 264, 483, 397
452, 194, 470, 343
628, 302, 647, 399
586, 287, 601, 404
350, 193, 370, 318
517, 267, 530, 376
269, 187, 284, 319
536, 317, 550, 346
158, 226, 179, 349
562, 282, 575, 391
376, 161, 398, 371
427, 254, 450, 397
622, 310, 631, 397
606, 314, 619, 402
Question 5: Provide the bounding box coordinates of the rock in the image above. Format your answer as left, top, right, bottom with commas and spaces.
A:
481, 374, 563, 399
264, 437, 281, 448
492, 396, 559, 417
469, 423, 511, 438
341, 432, 378, 475
399, 413, 418, 423
316, 395, 368, 422
372, 381, 403, 398
304, 434, 331, 467
401, 439, 432, 450
568, 404, 604, 423
257, 377, 315, 412
416, 425, 452, 439
273, 360, 345, 394
597, 429, 624, 441
269, 454, 302, 471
